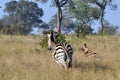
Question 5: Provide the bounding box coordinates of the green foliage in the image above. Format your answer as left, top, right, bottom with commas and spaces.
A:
89, 0, 117, 35
0, 20, 3, 32
69, 0, 99, 25
75, 23, 93, 38
89, 0, 117, 10
104, 26, 118, 35
1, 0, 44, 35
98, 20, 118, 35
54, 33, 66, 44
98, 26, 118, 35
35, 0, 48, 3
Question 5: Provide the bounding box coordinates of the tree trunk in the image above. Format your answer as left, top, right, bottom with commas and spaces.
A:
95, 1, 106, 35
99, 6, 105, 35
57, 6, 62, 34
99, 11, 104, 35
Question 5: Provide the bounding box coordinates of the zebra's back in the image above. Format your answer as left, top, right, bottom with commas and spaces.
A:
53, 44, 68, 69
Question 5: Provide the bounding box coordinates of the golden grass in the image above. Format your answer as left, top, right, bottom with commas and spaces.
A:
0, 35, 120, 80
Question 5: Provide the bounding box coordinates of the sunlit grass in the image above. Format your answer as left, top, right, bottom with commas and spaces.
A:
0, 35, 120, 80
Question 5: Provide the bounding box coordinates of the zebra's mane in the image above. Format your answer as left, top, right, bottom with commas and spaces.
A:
50, 32, 56, 43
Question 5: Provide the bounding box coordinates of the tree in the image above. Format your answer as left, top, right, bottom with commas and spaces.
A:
0, 19, 4, 33
68, 0, 99, 37
89, 0, 117, 35
2, 0, 44, 35
49, 10, 75, 34
98, 20, 118, 35
75, 23, 93, 38
54, 0, 71, 33
70, 0, 99, 25
36, 22, 49, 34
35, 0, 71, 33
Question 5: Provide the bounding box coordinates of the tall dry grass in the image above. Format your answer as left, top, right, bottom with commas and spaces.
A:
0, 35, 120, 80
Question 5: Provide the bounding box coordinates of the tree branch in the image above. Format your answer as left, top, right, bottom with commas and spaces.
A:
54, 0, 60, 7
60, 0, 69, 7
95, 2, 103, 9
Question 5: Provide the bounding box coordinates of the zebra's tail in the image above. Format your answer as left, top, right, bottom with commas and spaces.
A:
63, 47, 71, 68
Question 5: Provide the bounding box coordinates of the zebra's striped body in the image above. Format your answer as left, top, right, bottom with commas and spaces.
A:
60, 42, 73, 68
52, 44, 68, 69
47, 31, 73, 69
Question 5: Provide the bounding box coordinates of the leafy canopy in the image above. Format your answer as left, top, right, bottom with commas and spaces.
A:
70, 0, 99, 25
2, 0, 44, 35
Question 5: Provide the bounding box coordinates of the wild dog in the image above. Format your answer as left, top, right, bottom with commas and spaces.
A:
81, 43, 99, 60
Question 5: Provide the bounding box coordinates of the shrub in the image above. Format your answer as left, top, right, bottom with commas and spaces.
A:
54, 33, 66, 44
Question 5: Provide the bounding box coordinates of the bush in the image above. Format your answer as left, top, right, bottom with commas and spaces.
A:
54, 33, 66, 44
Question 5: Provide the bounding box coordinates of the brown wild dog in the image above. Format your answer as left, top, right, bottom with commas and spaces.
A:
81, 43, 99, 60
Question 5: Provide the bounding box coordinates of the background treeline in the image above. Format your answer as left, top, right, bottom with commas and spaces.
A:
0, 0, 119, 36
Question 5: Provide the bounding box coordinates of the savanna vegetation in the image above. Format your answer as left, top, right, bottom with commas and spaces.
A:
0, 0, 120, 80
0, 35, 120, 80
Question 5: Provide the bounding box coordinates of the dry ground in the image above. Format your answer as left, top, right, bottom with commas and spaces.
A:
0, 35, 120, 80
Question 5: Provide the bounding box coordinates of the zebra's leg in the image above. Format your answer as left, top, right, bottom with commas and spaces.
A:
67, 53, 73, 68
60, 59, 68, 70
56, 60, 68, 70
67, 57, 72, 68
62, 62, 68, 70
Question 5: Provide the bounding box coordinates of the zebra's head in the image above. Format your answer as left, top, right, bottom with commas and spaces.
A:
47, 31, 56, 50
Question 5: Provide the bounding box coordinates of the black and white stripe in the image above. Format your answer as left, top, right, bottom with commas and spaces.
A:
52, 44, 68, 69
60, 42, 73, 68
47, 31, 73, 69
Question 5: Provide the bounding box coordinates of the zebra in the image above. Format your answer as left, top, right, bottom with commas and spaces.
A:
59, 42, 73, 68
47, 31, 73, 69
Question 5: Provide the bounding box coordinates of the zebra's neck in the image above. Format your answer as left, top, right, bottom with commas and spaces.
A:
51, 42, 57, 50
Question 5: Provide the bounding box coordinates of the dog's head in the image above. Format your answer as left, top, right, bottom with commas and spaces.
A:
81, 43, 89, 53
